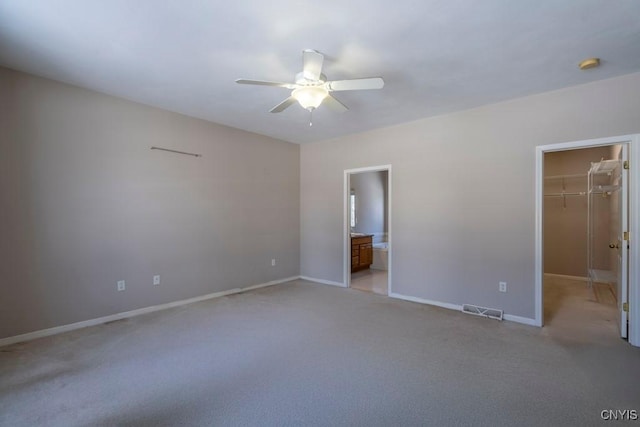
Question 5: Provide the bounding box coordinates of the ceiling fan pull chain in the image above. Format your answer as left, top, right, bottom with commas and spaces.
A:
309, 108, 313, 127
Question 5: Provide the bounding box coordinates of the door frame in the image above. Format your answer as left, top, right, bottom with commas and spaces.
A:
535, 134, 640, 346
343, 165, 392, 293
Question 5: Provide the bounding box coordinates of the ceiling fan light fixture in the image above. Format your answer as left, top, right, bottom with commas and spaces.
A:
292, 86, 328, 110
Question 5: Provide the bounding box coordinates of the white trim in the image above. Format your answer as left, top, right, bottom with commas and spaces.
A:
543, 273, 589, 282
503, 314, 538, 326
343, 165, 392, 295
0, 276, 299, 348
299, 276, 346, 287
535, 145, 544, 327
535, 134, 640, 347
389, 292, 462, 311
389, 292, 537, 326
240, 276, 299, 291
629, 135, 640, 347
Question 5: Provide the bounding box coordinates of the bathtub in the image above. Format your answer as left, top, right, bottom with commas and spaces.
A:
371, 242, 389, 270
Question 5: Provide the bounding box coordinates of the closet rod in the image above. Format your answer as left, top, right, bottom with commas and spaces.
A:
544, 192, 586, 197
151, 146, 202, 158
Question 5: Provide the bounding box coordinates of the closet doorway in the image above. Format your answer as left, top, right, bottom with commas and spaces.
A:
543, 145, 626, 341
343, 165, 392, 296
535, 134, 640, 347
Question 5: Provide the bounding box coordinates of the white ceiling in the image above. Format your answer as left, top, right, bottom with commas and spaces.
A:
1, 1, 640, 144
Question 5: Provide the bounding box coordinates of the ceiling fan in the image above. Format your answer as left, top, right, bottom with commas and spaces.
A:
236, 49, 384, 124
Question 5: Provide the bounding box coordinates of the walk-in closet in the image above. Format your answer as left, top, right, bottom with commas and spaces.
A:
543, 144, 628, 341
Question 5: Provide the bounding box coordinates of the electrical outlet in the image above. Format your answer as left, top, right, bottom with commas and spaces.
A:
499, 281, 507, 293
117, 280, 126, 291
271, 259, 276, 266
153, 275, 160, 285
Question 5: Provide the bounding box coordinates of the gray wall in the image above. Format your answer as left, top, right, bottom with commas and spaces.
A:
350, 171, 388, 237
300, 72, 640, 320
0, 67, 300, 339
543, 146, 612, 277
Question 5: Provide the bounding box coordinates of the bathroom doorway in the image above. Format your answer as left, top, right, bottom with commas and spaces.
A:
344, 165, 391, 295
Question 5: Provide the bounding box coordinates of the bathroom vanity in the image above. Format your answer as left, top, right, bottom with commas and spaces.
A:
351, 234, 373, 272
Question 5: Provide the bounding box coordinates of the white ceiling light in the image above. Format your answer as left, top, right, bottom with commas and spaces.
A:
292, 86, 329, 111
579, 57, 600, 70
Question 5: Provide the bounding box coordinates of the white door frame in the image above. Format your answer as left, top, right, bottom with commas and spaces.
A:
343, 165, 392, 293
535, 134, 640, 347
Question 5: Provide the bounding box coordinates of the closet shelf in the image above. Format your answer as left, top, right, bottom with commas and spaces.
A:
544, 173, 587, 180
589, 159, 620, 175
589, 184, 620, 194
587, 158, 622, 288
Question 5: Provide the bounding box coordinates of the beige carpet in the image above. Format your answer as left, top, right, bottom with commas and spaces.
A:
543, 275, 620, 345
1, 279, 639, 426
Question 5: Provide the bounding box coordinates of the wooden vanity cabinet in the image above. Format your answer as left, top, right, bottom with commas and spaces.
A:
351, 235, 373, 272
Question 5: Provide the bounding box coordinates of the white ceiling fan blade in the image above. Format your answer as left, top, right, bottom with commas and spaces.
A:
270, 97, 297, 113
236, 79, 295, 89
323, 94, 348, 112
302, 49, 324, 81
328, 77, 384, 91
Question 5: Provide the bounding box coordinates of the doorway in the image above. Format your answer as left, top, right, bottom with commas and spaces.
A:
344, 165, 391, 296
535, 134, 640, 347
543, 145, 625, 341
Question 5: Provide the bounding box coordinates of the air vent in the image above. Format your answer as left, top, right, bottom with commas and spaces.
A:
462, 304, 503, 321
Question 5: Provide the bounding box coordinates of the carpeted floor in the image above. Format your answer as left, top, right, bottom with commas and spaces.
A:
543, 275, 620, 345
1, 279, 639, 426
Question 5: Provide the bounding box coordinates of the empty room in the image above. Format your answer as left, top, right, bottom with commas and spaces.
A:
1, 1, 640, 426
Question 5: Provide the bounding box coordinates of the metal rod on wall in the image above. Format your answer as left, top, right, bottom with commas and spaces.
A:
151, 146, 202, 158
544, 192, 587, 197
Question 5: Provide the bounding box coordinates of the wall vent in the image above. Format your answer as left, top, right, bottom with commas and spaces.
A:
462, 304, 503, 321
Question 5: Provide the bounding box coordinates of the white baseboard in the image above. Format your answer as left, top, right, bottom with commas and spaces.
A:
544, 273, 589, 282
503, 314, 538, 326
240, 276, 299, 292
299, 276, 346, 287
389, 292, 463, 311
389, 292, 537, 327
0, 276, 299, 348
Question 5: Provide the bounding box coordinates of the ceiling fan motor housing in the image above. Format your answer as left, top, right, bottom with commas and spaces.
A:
295, 71, 327, 85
